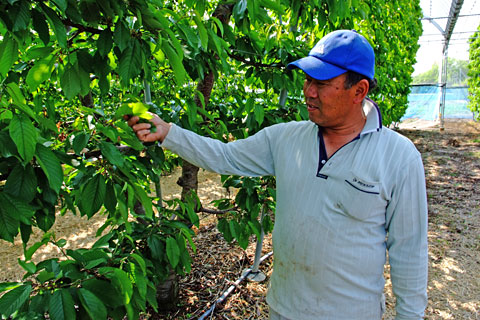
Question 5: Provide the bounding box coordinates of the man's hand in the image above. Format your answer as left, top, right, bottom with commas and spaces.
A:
126, 112, 172, 143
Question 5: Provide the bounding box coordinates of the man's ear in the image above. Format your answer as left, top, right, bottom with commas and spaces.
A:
353, 79, 369, 104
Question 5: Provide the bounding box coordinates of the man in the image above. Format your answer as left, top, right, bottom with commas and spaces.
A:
128, 30, 428, 319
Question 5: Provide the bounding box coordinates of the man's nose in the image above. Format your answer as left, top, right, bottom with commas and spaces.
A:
304, 81, 318, 98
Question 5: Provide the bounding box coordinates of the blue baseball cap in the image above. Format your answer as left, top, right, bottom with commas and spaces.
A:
287, 30, 375, 80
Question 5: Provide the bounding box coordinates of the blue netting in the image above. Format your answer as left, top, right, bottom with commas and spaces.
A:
402, 85, 474, 121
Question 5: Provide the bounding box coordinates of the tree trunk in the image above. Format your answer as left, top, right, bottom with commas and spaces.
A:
177, 160, 200, 202
156, 269, 179, 311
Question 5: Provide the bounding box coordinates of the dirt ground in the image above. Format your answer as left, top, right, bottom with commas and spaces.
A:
1, 118, 479, 319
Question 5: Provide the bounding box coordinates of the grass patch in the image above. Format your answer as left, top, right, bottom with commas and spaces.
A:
465, 151, 480, 158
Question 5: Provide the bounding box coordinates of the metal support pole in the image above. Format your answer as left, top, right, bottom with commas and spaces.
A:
244, 206, 267, 282
143, 79, 152, 104
439, 47, 448, 131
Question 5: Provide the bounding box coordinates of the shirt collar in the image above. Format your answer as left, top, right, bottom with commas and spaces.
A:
360, 98, 383, 136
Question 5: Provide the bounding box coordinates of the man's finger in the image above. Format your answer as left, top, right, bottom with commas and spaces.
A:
127, 116, 140, 126
136, 129, 152, 141
132, 122, 151, 132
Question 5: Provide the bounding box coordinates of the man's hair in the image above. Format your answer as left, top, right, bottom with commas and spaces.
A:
344, 71, 378, 93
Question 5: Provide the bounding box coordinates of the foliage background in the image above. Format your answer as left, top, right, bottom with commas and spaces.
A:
467, 23, 480, 119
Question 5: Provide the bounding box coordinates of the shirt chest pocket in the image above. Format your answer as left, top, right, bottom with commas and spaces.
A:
333, 175, 387, 222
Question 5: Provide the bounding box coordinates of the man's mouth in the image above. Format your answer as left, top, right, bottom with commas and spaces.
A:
307, 103, 319, 111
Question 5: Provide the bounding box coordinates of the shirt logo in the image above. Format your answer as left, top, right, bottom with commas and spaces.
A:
352, 177, 375, 189
345, 177, 380, 195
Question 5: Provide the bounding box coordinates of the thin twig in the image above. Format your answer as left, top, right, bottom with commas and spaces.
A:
199, 207, 237, 215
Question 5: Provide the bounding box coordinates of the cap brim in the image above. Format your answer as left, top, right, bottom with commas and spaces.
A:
287, 56, 347, 80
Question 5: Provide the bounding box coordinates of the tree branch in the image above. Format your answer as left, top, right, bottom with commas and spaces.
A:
227, 52, 282, 69
199, 206, 238, 215
62, 18, 103, 35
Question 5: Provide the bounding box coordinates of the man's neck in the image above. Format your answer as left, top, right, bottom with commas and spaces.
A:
321, 113, 367, 158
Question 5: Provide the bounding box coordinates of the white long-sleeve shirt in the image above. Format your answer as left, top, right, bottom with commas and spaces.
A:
162, 100, 428, 319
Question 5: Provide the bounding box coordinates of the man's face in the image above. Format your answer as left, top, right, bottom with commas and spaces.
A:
303, 73, 356, 127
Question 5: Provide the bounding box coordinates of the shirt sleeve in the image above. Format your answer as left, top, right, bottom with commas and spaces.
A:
161, 124, 276, 177
386, 153, 428, 320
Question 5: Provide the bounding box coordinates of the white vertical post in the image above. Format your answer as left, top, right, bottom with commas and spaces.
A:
439, 47, 448, 131
245, 206, 267, 282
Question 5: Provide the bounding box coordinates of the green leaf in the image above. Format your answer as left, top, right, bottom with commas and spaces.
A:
217, 218, 233, 242
185, 205, 199, 228
9, 114, 38, 163
0, 130, 18, 158
11, 1, 30, 32
77, 63, 91, 96
132, 270, 147, 303
0, 284, 32, 318
99, 141, 125, 168
118, 40, 142, 87
41, 3, 67, 49
129, 253, 146, 276
229, 219, 241, 240
259, 0, 284, 13
6, 82, 25, 104
66, 249, 86, 263
247, 0, 259, 22
79, 174, 106, 218
25, 237, 50, 261
104, 180, 117, 214
115, 102, 152, 119
113, 21, 130, 52
49, 289, 76, 320
18, 258, 36, 274
247, 220, 262, 238
146, 283, 158, 312
26, 55, 56, 91
52, 0, 67, 12
0, 282, 22, 293
35, 143, 63, 193
32, 8, 50, 45
254, 104, 265, 125
78, 288, 107, 320
193, 12, 208, 50
131, 184, 153, 219
82, 279, 123, 308
147, 234, 164, 260
60, 64, 81, 99
5, 163, 37, 202
0, 196, 19, 242
181, 228, 197, 253
98, 267, 133, 305
72, 132, 90, 155
177, 23, 199, 49
92, 233, 113, 249
97, 28, 113, 57
36, 206, 56, 232
6, 83, 37, 120
0, 34, 19, 76
166, 237, 180, 268
56, 239, 67, 247
20, 221, 32, 245
0, 192, 35, 225
161, 40, 186, 85
61, 62, 90, 99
